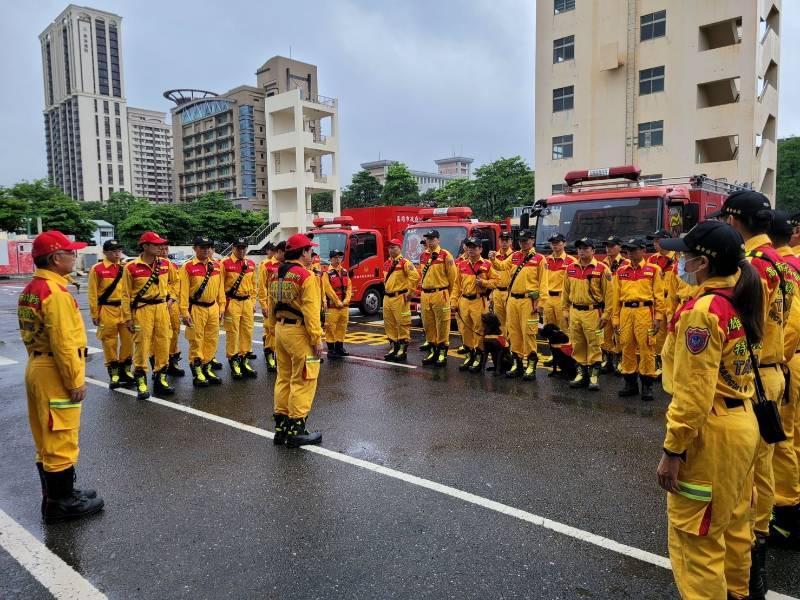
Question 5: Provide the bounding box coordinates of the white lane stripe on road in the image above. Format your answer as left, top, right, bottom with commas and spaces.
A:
86, 378, 796, 600
0, 508, 106, 599
0, 355, 19, 366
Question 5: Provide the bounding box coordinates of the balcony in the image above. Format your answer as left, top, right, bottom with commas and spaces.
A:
696, 135, 739, 164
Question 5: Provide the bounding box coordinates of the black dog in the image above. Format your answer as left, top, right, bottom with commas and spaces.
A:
481, 313, 514, 375
539, 323, 577, 380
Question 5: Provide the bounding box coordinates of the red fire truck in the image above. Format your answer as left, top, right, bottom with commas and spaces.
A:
530, 165, 746, 255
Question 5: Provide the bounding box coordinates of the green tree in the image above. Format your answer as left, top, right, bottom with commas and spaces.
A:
183, 191, 235, 215
431, 178, 477, 209
117, 204, 166, 250
417, 188, 439, 207
341, 170, 383, 209
381, 163, 419, 206
151, 204, 198, 246
311, 191, 334, 213
3, 179, 95, 240
0, 188, 28, 232
81, 201, 110, 222
470, 157, 535, 221
776, 136, 800, 213
105, 191, 150, 230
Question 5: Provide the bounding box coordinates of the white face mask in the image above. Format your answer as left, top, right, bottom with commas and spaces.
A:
678, 255, 703, 286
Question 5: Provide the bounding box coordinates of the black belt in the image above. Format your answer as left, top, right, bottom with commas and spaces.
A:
723, 398, 744, 409
461, 294, 479, 300
548, 291, 561, 297
134, 298, 165, 306
226, 294, 250, 301
510, 293, 528, 299
573, 304, 604, 311
496, 287, 508, 291
276, 318, 301, 325
422, 286, 449, 293
759, 363, 779, 369
189, 300, 215, 308
623, 301, 653, 308
33, 348, 88, 358
98, 300, 121, 307
384, 289, 408, 298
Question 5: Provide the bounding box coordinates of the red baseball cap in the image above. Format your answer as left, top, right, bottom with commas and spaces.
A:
388, 238, 403, 247
139, 231, 168, 245
32, 230, 87, 258
285, 234, 318, 251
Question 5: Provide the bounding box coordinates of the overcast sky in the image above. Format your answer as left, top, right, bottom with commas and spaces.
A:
1, 1, 798, 189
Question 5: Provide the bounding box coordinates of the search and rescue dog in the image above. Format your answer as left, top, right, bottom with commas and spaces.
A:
539, 324, 577, 380
481, 313, 513, 375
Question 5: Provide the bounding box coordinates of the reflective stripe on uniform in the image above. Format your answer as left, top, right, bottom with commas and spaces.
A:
676, 481, 712, 502
305, 356, 321, 363
48, 399, 81, 409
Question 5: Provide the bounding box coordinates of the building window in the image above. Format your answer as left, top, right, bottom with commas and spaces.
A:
104, 116, 110, 137
118, 165, 124, 185
554, 0, 575, 14
641, 10, 666, 41
638, 120, 664, 148
96, 139, 101, 160
114, 102, 120, 116
639, 66, 665, 95
115, 118, 122, 138
103, 101, 109, 114
98, 163, 102, 183
107, 164, 113, 184
553, 86, 574, 112
116, 141, 123, 162
553, 35, 575, 63
552, 135, 574, 159
106, 139, 112, 161
552, 184, 566, 194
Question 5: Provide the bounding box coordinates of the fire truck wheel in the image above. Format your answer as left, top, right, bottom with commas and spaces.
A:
359, 287, 383, 316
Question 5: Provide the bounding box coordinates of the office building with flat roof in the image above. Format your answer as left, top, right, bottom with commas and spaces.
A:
127, 107, 173, 202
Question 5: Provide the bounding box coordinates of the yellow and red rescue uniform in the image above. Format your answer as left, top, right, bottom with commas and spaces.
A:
495, 249, 548, 362
419, 245, 457, 347
322, 266, 352, 344
19, 269, 88, 472
451, 256, 499, 351
222, 254, 257, 358
87, 259, 131, 367
601, 255, 630, 359
165, 260, 182, 357
179, 257, 226, 365
454, 252, 468, 345
664, 262, 697, 324
661, 278, 759, 599
258, 256, 280, 352
745, 234, 789, 536
491, 247, 514, 333
120, 256, 171, 372
561, 259, 611, 367
648, 251, 676, 355
543, 252, 576, 330
612, 258, 664, 378
268, 260, 323, 419
383, 254, 420, 343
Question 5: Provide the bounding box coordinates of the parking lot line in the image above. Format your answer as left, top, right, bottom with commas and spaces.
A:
0, 356, 19, 366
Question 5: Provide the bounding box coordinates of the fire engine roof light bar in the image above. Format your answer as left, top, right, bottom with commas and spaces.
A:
312, 216, 355, 227
417, 207, 473, 220
564, 165, 641, 187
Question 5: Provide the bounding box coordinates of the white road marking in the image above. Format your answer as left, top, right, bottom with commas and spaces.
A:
87, 346, 103, 355
86, 376, 797, 600
0, 356, 19, 366
0, 508, 106, 599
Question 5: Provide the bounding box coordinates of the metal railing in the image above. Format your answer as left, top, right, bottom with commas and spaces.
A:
306, 94, 337, 108
562, 174, 751, 195
216, 221, 280, 257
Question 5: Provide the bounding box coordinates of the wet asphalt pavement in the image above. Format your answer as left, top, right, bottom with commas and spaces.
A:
0, 279, 798, 599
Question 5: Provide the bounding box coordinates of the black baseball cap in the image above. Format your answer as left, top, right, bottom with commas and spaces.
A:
621, 238, 647, 249
103, 239, 122, 251
265, 241, 275, 251
518, 230, 534, 241
574, 237, 595, 248
233, 237, 248, 247
605, 236, 623, 246
422, 229, 440, 239
659, 221, 745, 264
790, 213, 800, 227
499, 231, 512, 240
708, 190, 772, 219
329, 249, 344, 258
463, 237, 481, 247
647, 229, 672, 240
548, 233, 566, 243
193, 236, 214, 247
768, 210, 793, 238
274, 241, 286, 252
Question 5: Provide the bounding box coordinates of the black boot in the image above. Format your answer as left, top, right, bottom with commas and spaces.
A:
569, 365, 588, 388
327, 342, 340, 358
749, 533, 768, 600
336, 342, 350, 357
246, 350, 258, 360
191, 359, 209, 387
468, 349, 486, 374
204, 362, 222, 385
148, 355, 155, 370
133, 369, 150, 400
153, 368, 175, 395
264, 348, 277, 372
240, 355, 258, 378
384, 341, 399, 361
769, 504, 800, 548
36, 464, 96, 516
506, 355, 523, 378
588, 363, 601, 391
209, 357, 223, 371
422, 345, 438, 366
419, 340, 432, 352
459, 348, 475, 371
456, 345, 468, 355
229, 355, 244, 380
107, 361, 122, 389
522, 352, 538, 381
640, 375, 655, 402
541, 355, 555, 368
43, 467, 104, 524
119, 358, 135, 385
286, 417, 322, 448
434, 344, 448, 368
394, 341, 409, 363
273, 413, 288, 446
618, 373, 639, 397
600, 351, 613, 374
613, 354, 623, 376
166, 353, 185, 377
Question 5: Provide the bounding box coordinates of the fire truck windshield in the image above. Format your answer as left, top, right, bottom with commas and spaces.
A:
311, 232, 347, 265
535, 196, 661, 250
402, 226, 469, 264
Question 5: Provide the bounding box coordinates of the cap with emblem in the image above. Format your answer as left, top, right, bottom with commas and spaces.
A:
139, 231, 168, 245
233, 237, 248, 247
574, 237, 595, 248
621, 238, 647, 249
422, 229, 440, 239
548, 233, 566, 243
659, 220, 744, 264
647, 229, 672, 240
605, 236, 623, 246
499, 231, 512, 240
518, 230, 533, 241
329, 249, 344, 259
285, 233, 318, 252
388, 238, 403, 247
103, 239, 123, 251
463, 237, 482, 248
708, 189, 772, 219
32, 230, 87, 258
192, 236, 214, 247
790, 213, 800, 227
768, 210, 793, 238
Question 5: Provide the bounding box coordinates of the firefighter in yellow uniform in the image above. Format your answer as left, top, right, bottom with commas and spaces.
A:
120, 231, 175, 400
322, 249, 352, 358
159, 244, 185, 377
258, 241, 283, 372
382, 238, 420, 362
542, 233, 575, 331
451, 237, 500, 373
419, 229, 457, 368
561, 238, 611, 391
713, 191, 789, 596
612, 238, 663, 402
222, 238, 258, 380
491, 231, 514, 334
453, 246, 469, 354
180, 236, 226, 387
87, 239, 132, 389
647, 230, 677, 376
492, 229, 548, 380
20, 231, 104, 522
657, 220, 762, 600
601, 236, 630, 373
268, 234, 324, 448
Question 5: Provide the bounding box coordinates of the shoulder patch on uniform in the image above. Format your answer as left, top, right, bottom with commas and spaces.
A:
685, 327, 710, 354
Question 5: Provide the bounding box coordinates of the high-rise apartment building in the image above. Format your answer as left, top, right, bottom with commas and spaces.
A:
39, 5, 131, 201
535, 1, 780, 199
166, 56, 318, 208
127, 107, 173, 202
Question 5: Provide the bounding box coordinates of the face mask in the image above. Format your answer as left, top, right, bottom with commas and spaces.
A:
678, 255, 703, 286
